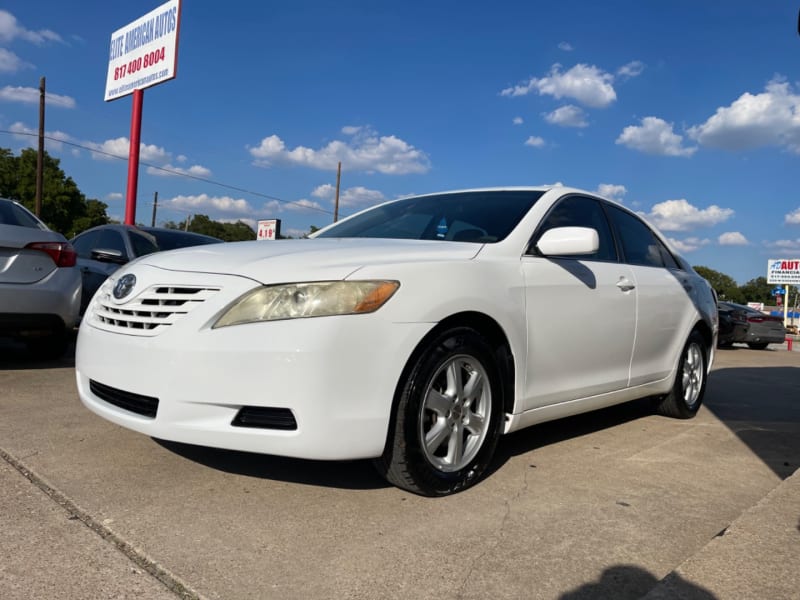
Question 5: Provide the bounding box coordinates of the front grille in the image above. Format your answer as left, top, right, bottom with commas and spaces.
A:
90, 380, 159, 418
232, 407, 297, 430
91, 283, 220, 336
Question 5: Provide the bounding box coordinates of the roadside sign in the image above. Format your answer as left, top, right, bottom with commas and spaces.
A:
767, 259, 800, 285
105, 0, 182, 102
257, 219, 281, 241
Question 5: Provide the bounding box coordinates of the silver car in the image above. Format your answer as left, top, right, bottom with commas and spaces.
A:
0, 198, 81, 358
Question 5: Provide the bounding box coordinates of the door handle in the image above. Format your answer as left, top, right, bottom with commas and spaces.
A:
616, 278, 636, 292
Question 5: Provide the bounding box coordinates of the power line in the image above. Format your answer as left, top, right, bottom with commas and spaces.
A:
0, 129, 339, 218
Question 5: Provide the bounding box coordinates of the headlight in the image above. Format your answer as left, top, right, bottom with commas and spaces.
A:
212, 280, 400, 328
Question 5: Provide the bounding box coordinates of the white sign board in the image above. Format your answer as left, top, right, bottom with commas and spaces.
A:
767, 259, 800, 285
257, 219, 280, 241
105, 0, 182, 102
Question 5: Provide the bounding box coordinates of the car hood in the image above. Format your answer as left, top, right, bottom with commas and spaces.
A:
135, 238, 483, 284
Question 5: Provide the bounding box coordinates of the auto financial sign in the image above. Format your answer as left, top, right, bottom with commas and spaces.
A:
104, 0, 182, 101
767, 258, 800, 285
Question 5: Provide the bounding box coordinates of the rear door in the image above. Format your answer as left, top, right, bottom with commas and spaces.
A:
603, 204, 694, 386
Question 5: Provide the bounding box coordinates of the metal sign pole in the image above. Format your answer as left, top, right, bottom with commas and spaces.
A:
124, 89, 144, 225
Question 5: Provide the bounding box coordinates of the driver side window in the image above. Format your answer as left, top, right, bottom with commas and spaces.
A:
533, 196, 617, 261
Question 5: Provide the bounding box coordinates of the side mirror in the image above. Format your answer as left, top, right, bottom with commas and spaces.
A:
536, 226, 599, 256
90, 248, 128, 265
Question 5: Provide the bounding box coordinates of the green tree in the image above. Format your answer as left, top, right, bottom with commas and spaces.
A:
739, 277, 773, 305
0, 146, 108, 237
163, 214, 256, 242
693, 265, 745, 303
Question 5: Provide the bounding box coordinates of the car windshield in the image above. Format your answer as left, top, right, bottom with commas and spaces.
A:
316, 190, 544, 242
146, 229, 222, 251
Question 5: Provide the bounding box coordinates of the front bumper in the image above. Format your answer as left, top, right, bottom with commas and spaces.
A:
75, 266, 433, 460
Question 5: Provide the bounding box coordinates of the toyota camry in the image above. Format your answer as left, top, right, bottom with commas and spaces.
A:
76, 187, 718, 496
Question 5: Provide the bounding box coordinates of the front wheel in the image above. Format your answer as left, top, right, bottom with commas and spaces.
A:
374, 327, 504, 496
655, 330, 707, 419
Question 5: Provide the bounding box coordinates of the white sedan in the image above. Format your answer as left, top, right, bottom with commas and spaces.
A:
76, 187, 718, 496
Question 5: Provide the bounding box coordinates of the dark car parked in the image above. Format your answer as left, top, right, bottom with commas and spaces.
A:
717, 301, 787, 349
71, 224, 222, 313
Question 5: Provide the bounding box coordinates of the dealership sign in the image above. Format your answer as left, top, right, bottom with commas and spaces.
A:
767, 258, 800, 285
104, 0, 182, 101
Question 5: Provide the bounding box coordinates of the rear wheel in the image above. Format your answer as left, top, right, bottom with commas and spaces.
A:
656, 330, 707, 419
374, 327, 503, 496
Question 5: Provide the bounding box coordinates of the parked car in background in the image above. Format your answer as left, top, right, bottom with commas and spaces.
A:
0, 198, 80, 358
716, 301, 786, 349
76, 187, 718, 496
71, 224, 222, 313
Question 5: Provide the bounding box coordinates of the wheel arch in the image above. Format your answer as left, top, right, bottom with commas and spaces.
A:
396, 312, 517, 416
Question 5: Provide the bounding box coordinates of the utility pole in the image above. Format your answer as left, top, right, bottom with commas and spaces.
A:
151, 191, 158, 226
184, 214, 191, 231
35, 77, 45, 217
334, 161, 341, 222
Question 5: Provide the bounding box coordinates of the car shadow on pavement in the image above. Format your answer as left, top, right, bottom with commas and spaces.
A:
702, 366, 800, 480
489, 397, 656, 477
558, 564, 716, 600
153, 439, 390, 491
0, 334, 77, 371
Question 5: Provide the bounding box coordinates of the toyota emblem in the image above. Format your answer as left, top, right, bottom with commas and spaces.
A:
113, 274, 137, 300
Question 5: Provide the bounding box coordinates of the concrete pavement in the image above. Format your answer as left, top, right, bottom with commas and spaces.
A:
1, 340, 798, 599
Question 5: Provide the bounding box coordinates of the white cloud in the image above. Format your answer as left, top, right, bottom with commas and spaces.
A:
645, 199, 733, 231
617, 61, 645, 79
595, 184, 626, 202
501, 63, 617, 108
513, 116, 523, 125
786, 207, 800, 225
0, 85, 75, 108
88, 137, 170, 163
525, 136, 545, 147
668, 237, 711, 253
0, 10, 62, 44
312, 184, 387, 209
558, 42, 573, 52
688, 78, 800, 153
341, 125, 362, 135
767, 239, 800, 251
9, 121, 71, 151
146, 164, 212, 178
616, 117, 697, 157
544, 104, 588, 128
168, 194, 255, 217
106, 193, 123, 201
248, 127, 430, 175
285, 198, 326, 213
718, 231, 749, 246
0, 48, 32, 73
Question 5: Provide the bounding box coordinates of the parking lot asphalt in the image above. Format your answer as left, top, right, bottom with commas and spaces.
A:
1, 337, 799, 600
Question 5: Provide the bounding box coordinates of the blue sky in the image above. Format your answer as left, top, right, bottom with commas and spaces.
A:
1, 1, 800, 284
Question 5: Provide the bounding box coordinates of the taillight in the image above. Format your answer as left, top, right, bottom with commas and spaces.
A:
747, 316, 763, 323
25, 242, 78, 267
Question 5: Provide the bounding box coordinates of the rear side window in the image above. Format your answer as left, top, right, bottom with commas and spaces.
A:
605, 205, 681, 269
72, 230, 100, 258
533, 195, 617, 261
130, 231, 158, 257
95, 229, 127, 255
0, 201, 47, 229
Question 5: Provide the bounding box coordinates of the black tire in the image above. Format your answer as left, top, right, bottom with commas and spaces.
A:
374, 326, 504, 496
747, 342, 768, 350
655, 330, 707, 419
